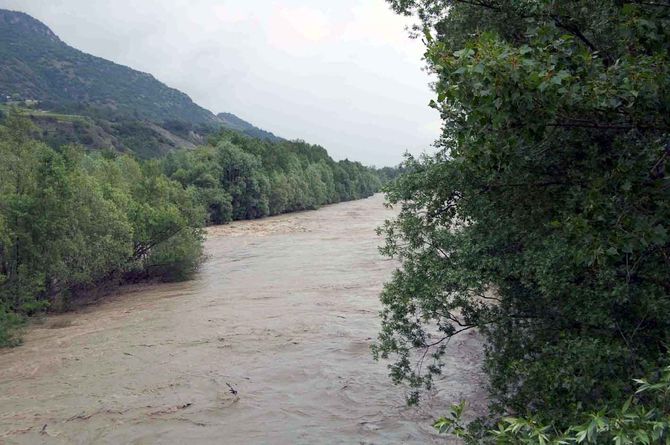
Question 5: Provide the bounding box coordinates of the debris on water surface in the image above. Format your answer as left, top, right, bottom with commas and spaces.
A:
226, 382, 238, 396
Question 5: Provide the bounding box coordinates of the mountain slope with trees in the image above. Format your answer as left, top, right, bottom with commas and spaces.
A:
217, 113, 283, 143
0, 8, 281, 154
0, 9, 215, 124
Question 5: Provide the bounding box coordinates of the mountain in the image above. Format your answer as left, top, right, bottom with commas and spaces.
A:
0, 9, 281, 152
217, 112, 283, 142
0, 9, 216, 124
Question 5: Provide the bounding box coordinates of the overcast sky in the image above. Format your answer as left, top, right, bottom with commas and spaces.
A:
0, 0, 439, 166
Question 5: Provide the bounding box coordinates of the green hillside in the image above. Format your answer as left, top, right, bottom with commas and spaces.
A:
0, 9, 282, 150
0, 9, 215, 124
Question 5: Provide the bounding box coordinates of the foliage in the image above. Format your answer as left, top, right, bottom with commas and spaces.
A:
375, 0, 670, 431
0, 111, 387, 345
0, 114, 204, 345
162, 130, 383, 223
435, 364, 670, 444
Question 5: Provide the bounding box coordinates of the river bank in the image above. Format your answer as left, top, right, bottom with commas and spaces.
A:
0, 194, 485, 444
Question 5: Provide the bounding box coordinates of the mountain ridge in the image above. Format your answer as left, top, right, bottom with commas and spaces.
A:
0, 8, 283, 146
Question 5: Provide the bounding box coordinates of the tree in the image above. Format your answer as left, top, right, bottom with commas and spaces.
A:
375, 0, 670, 430
0, 114, 206, 344
217, 141, 269, 219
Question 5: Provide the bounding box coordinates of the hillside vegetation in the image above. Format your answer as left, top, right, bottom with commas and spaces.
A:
0, 9, 214, 124
0, 9, 282, 157
0, 105, 211, 158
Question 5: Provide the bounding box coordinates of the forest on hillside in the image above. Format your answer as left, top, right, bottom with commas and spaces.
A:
374, 0, 670, 443
0, 112, 386, 346
0, 9, 215, 124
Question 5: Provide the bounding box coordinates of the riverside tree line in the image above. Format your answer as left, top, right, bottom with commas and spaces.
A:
374, 0, 669, 443
0, 113, 384, 345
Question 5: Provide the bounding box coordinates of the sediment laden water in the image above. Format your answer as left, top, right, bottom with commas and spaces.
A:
0, 194, 485, 444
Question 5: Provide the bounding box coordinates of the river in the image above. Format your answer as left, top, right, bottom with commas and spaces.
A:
0, 194, 485, 444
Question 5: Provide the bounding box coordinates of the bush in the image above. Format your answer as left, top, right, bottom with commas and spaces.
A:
435, 364, 670, 444
0, 304, 23, 347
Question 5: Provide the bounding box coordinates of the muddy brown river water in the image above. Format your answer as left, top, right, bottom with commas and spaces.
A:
0, 194, 485, 444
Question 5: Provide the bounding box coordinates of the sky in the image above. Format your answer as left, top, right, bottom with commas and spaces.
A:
0, 0, 439, 166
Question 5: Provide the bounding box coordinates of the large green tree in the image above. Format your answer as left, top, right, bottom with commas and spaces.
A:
374, 0, 670, 430
0, 115, 205, 345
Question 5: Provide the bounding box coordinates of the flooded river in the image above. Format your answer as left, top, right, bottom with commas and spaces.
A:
0, 194, 484, 444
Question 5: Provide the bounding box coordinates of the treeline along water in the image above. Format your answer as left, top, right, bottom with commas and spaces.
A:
0, 194, 486, 444
0, 113, 392, 345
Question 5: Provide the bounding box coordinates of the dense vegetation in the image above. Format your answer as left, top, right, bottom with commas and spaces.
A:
163, 130, 381, 223
436, 365, 670, 443
0, 113, 384, 346
373, 0, 669, 441
0, 114, 205, 345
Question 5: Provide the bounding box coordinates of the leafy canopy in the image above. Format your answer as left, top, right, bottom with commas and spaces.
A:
375, 0, 670, 431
